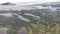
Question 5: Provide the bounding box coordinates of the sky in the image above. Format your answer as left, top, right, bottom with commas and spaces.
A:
0, 0, 60, 4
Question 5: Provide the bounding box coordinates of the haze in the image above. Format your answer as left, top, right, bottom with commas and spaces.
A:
0, 0, 60, 4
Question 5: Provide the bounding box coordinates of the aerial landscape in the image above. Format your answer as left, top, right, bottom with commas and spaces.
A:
0, 0, 60, 34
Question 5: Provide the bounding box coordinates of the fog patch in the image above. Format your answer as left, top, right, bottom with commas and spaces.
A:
0, 13, 13, 17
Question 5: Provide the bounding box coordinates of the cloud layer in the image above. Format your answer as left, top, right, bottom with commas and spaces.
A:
0, 0, 60, 4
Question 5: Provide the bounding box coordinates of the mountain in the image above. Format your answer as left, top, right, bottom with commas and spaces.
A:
34, 2, 60, 7
0, 2, 60, 34
41, 2, 60, 7
0, 2, 16, 5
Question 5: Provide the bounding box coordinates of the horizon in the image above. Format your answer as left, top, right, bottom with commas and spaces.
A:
0, 0, 60, 4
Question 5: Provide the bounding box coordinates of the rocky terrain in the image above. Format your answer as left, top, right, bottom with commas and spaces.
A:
0, 2, 60, 34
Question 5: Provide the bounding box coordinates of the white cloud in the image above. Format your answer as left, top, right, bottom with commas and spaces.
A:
47, 0, 60, 2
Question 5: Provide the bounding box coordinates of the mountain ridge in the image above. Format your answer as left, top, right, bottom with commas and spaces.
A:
0, 2, 16, 5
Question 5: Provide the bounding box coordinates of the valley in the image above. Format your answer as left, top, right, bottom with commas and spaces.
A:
0, 2, 60, 34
